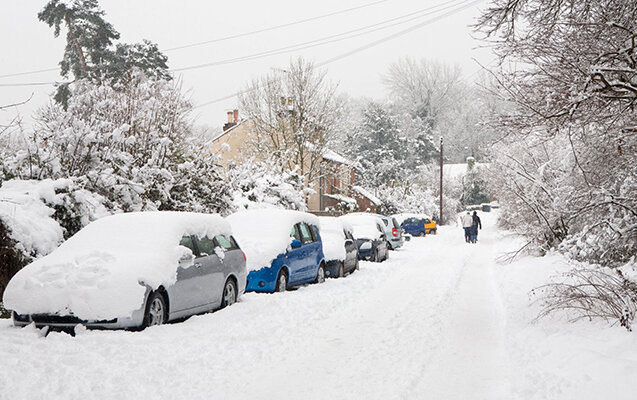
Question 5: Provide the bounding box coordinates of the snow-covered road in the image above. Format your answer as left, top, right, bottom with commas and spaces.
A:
1, 212, 636, 400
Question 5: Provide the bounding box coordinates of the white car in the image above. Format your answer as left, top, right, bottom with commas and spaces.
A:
3, 212, 247, 331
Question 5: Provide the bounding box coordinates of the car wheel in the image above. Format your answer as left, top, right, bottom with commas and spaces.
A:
419, 231, 426, 237
338, 262, 344, 278
143, 291, 167, 328
355, 260, 360, 270
275, 270, 288, 293
220, 278, 237, 308
316, 264, 326, 283
373, 248, 379, 262
384, 249, 389, 261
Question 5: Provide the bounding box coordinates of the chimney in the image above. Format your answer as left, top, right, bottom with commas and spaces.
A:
223, 110, 237, 132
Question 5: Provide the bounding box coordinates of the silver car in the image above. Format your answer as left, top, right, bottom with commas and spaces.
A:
349, 213, 404, 250
4, 212, 247, 331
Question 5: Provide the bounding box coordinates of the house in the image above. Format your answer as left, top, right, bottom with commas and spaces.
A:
209, 110, 378, 213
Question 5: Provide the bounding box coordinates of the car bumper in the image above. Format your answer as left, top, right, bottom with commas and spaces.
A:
245, 266, 278, 293
12, 310, 144, 330
388, 237, 404, 249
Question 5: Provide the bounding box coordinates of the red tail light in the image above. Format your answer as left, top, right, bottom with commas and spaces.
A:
392, 228, 398, 237
242, 251, 247, 261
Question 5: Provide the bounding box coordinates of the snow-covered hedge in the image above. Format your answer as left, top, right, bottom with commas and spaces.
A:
0, 179, 110, 298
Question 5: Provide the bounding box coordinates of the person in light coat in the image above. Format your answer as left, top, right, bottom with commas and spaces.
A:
461, 211, 473, 243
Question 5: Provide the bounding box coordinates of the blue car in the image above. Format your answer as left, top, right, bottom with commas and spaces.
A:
226, 210, 326, 293
396, 215, 437, 237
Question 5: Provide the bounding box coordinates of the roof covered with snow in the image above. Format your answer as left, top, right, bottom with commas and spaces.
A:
322, 149, 357, 168
226, 209, 319, 271
352, 186, 381, 205
3, 212, 231, 320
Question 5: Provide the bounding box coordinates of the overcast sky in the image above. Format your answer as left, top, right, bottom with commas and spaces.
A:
1, 0, 493, 130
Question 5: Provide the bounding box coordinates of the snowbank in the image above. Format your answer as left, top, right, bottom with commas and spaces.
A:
227, 209, 318, 271
318, 217, 353, 261
339, 214, 383, 240
3, 212, 231, 320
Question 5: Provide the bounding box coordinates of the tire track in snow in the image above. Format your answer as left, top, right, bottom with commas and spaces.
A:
402, 220, 513, 399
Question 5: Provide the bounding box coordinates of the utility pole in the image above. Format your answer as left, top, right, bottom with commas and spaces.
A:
439, 136, 443, 225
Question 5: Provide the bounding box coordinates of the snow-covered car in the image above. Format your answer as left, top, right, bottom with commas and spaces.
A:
351, 212, 404, 250
318, 216, 359, 278
226, 209, 326, 293
339, 214, 389, 262
3, 212, 247, 331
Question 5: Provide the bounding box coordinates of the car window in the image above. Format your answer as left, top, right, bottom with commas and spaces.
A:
392, 218, 400, 228
179, 235, 197, 256
214, 235, 237, 250
195, 236, 216, 256
382, 219, 388, 226
290, 224, 302, 241
299, 223, 313, 244
310, 225, 320, 242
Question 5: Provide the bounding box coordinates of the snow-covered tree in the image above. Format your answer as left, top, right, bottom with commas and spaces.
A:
6, 71, 230, 214
477, 0, 637, 268
39, 0, 170, 105
225, 160, 307, 212
238, 58, 341, 188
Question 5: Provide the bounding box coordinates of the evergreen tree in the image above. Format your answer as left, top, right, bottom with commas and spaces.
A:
39, 0, 170, 106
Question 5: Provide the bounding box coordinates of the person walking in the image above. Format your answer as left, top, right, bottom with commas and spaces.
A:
461, 211, 473, 243
471, 211, 482, 243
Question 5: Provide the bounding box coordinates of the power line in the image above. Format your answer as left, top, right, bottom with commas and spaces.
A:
319, 0, 485, 66
173, 0, 466, 73
0, 0, 388, 80
0, 81, 58, 87
163, 0, 389, 52
0, 68, 59, 79
193, 0, 485, 109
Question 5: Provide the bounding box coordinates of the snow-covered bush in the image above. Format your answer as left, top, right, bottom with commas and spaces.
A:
4, 71, 231, 214
534, 266, 637, 331
0, 178, 110, 298
226, 160, 307, 212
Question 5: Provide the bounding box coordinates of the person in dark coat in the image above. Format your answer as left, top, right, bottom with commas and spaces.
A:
471, 211, 482, 243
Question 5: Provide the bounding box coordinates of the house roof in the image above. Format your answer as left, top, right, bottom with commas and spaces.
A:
322, 148, 358, 169
206, 119, 248, 146
352, 185, 381, 205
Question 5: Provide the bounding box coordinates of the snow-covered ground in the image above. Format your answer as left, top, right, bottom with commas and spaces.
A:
1, 211, 636, 399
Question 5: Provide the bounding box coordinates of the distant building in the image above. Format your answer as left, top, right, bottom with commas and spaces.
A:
209, 110, 378, 213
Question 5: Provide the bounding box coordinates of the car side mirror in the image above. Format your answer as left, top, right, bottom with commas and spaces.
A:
291, 239, 302, 249
179, 252, 194, 265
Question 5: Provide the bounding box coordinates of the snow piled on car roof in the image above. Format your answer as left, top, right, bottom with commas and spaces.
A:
339, 214, 383, 240
318, 216, 353, 261
227, 209, 318, 271
2, 212, 231, 320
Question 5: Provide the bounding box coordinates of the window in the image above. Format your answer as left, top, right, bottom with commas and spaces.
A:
392, 218, 400, 228
310, 225, 320, 242
179, 235, 197, 255
299, 223, 313, 244
214, 235, 238, 250
195, 236, 216, 256
290, 225, 302, 241
382, 219, 389, 226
